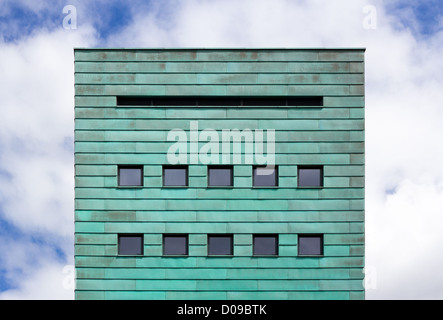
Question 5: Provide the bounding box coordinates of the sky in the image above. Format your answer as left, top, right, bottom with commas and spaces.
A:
0, 0, 442, 300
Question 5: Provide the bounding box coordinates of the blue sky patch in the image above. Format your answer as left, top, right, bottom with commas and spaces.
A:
386, 0, 443, 36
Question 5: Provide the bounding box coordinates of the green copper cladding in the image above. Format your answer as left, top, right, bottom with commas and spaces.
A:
74, 48, 365, 300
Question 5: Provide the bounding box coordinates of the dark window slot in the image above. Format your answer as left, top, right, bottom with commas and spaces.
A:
117, 96, 323, 107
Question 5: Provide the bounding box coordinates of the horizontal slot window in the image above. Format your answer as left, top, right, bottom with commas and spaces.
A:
116, 96, 323, 107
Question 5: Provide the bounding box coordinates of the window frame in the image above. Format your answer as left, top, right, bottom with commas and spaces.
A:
163, 234, 189, 256
162, 165, 189, 187
207, 234, 234, 256
252, 234, 279, 256
298, 234, 324, 257
117, 165, 144, 187
252, 165, 279, 188
297, 165, 324, 188
207, 165, 234, 188
118, 234, 144, 256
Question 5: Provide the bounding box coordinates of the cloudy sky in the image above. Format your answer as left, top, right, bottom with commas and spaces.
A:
0, 0, 442, 300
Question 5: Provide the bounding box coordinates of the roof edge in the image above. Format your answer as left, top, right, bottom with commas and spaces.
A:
74, 47, 366, 51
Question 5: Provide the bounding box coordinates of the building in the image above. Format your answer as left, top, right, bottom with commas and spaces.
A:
74, 48, 365, 300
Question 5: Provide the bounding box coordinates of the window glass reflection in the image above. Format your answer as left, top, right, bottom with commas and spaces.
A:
118, 235, 143, 255
119, 167, 143, 186
253, 166, 278, 187
298, 235, 323, 256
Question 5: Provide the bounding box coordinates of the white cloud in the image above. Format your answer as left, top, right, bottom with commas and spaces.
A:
0, 25, 96, 299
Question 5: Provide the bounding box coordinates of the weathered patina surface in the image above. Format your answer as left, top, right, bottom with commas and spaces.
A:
74, 48, 365, 300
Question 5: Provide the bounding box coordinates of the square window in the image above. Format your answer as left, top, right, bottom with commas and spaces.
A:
163, 165, 188, 187
163, 235, 188, 255
208, 235, 233, 255
298, 166, 323, 187
253, 166, 278, 187
208, 166, 233, 187
118, 234, 143, 255
118, 166, 143, 187
253, 235, 278, 256
298, 234, 323, 256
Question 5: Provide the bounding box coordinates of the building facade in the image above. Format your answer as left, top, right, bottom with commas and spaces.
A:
74, 48, 365, 300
